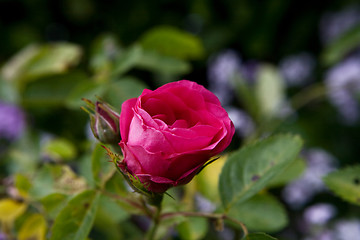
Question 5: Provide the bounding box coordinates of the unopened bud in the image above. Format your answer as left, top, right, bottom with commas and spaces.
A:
82, 98, 121, 145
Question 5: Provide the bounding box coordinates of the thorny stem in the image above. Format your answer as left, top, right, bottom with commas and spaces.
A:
161, 211, 248, 237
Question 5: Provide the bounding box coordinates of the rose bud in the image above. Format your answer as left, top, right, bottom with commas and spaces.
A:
118, 80, 235, 193
82, 98, 121, 145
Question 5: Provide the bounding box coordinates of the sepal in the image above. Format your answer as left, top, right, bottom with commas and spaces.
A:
102, 146, 163, 204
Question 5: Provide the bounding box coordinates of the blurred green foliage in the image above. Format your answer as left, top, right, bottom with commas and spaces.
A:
1, 0, 360, 240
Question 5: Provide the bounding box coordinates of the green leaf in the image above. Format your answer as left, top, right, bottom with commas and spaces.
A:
112, 45, 142, 76
136, 50, 191, 76
104, 174, 143, 215
14, 174, 32, 198
219, 134, 303, 211
140, 26, 204, 60
18, 214, 47, 240
268, 157, 306, 187
1, 43, 81, 84
103, 77, 147, 109
42, 138, 77, 161
322, 23, 360, 66
245, 232, 278, 240
96, 194, 128, 223
228, 193, 288, 232
92, 144, 116, 188
323, 165, 360, 206
40, 193, 69, 219
29, 164, 58, 198
255, 64, 285, 119
90, 34, 121, 76
232, 73, 259, 121
22, 71, 89, 107
30, 164, 87, 198
65, 81, 107, 109
93, 194, 129, 239
6, 130, 40, 175
177, 217, 208, 240
50, 190, 100, 240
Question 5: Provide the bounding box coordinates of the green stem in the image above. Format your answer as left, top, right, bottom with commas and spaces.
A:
161, 211, 248, 237
290, 83, 327, 110
146, 201, 162, 240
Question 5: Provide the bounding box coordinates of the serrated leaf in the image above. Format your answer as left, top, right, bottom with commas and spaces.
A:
0, 198, 27, 223
140, 26, 204, 60
50, 190, 100, 240
228, 193, 287, 232
18, 214, 47, 240
219, 134, 303, 211
92, 144, 116, 188
245, 232, 278, 240
324, 165, 360, 206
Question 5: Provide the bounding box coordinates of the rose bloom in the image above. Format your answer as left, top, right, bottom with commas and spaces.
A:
119, 80, 235, 193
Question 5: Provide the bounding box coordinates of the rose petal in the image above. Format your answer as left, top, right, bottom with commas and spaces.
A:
119, 141, 143, 174
125, 144, 172, 176
119, 98, 137, 142
127, 112, 174, 153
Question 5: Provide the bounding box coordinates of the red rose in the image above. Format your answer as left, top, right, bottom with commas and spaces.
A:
119, 80, 235, 193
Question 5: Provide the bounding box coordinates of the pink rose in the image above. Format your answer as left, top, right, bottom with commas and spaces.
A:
119, 80, 235, 193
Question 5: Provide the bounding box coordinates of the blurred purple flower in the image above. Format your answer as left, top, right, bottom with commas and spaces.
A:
226, 107, 255, 138
0, 232, 7, 240
325, 55, 360, 125
282, 148, 337, 208
0, 101, 26, 141
279, 53, 315, 87
305, 219, 360, 240
195, 193, 216, 213
334, 219, 360, 240
320, 5, 360, 45
303, 203, 337, 225
207, 49, 242, 105
241, 60, 259, 84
